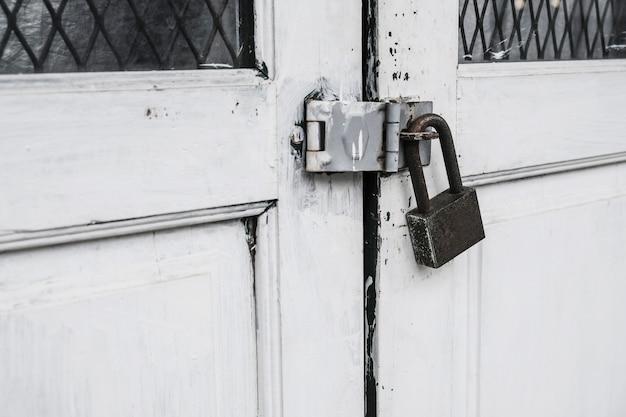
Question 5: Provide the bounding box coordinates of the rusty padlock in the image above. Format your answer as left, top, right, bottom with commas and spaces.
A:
402, 113, 485, 268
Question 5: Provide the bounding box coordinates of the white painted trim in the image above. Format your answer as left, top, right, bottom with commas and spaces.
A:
0, 201, 274, 253
465, 245, 483, 417
456, 65, 626, 176
479, 162, 626, 227
463, 152, 626, 187
255, 207, 283, 417
0, 69, 266, 94
0, 79, 277, 231
373, 2, 460, 416
458, 59, 626, 78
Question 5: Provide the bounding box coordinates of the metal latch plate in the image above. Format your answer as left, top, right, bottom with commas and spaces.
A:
305, 100, 432, 172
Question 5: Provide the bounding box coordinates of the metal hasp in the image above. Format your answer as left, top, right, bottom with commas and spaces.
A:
403, 114, 485, 268
305, 100, 432, 172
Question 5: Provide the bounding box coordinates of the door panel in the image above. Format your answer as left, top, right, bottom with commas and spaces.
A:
458, 61, 626, 175
369, 1, 626, 416
1, 221, 258, 417
479, 180, 626, 416
0, 71, 276, 232
0, 0, 365, 416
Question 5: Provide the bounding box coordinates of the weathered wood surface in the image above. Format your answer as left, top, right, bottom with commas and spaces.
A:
371, 2, 461, 416
0, 71, 277, 232
0, 221, 259, 417
457, 61, 626, 176
372, 1, 626, 417
273, 1, 365, 416
0, 1, 366, 417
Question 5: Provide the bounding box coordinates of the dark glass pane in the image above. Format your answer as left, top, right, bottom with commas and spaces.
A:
459, 0, 626, 62
0, 0, 254, 73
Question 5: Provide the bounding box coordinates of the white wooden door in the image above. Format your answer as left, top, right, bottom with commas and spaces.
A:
0, 2, 364, 416
368, 1, 626, 416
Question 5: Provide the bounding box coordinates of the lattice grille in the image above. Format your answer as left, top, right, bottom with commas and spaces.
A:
0, 0, 254, 73
460, 0, 626, 62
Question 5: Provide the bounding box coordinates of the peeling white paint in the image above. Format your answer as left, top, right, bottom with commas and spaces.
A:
0, 2, 365, 417
374, 3, 626, 417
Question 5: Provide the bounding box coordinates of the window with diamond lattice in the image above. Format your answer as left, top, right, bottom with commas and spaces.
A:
0, 0, 254, 73
460, 0, 626, 62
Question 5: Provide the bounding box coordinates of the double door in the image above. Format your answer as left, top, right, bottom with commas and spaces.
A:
2, 1, 626, 416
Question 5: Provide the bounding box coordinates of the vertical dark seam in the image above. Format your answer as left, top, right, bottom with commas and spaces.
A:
363, 0, 379, 415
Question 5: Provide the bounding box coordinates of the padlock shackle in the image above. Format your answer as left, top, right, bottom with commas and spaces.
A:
403, 114, 464, 214
404, 141, 433, 213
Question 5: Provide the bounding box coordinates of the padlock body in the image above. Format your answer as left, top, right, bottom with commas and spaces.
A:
406, 187, 485, 268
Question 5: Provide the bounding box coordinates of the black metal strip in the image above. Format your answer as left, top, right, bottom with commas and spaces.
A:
362, 0, 379, 416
